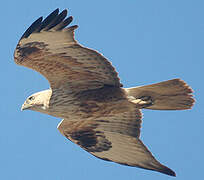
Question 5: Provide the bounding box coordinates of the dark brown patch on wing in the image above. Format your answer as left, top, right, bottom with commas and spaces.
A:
58, 120, 112, 153
15, 42, 48, 63
69, 129, 112, 152
70, 129, 97, 148
18, 46, 39, 57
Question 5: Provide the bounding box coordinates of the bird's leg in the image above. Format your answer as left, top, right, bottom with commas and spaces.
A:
132, 96, 154, 109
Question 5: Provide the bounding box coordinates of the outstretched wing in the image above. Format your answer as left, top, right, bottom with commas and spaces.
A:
14, 9, 122, 91
57, 109, 176, 176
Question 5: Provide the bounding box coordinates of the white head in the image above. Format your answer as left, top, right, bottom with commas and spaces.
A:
21, 89, 52, 113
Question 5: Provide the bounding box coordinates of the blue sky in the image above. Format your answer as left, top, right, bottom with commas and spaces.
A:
1, 0, 203, 179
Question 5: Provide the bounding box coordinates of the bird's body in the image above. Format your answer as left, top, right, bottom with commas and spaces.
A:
14, 9, 194, 177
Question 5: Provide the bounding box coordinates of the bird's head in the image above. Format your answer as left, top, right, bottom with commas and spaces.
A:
21, 89, 52, 113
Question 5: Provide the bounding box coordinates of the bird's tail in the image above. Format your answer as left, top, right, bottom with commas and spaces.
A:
126, 79, 195, 110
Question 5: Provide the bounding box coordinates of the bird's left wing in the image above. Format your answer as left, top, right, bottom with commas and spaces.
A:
57, 109, 176, 176
14, 9, 122, 92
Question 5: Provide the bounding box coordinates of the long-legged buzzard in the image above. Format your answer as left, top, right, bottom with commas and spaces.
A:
14, 9, 194, 176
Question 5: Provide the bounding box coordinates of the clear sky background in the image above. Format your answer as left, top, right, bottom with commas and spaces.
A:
0, 0, 203, 180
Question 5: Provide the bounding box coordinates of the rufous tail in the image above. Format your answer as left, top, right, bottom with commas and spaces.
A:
126, 79, 195, 110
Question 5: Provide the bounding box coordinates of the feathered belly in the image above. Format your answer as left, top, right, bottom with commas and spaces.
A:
47, 98, 134, 120
47, 86, 134, 119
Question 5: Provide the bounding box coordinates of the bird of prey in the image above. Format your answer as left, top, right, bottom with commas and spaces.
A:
14, 9, 194, 176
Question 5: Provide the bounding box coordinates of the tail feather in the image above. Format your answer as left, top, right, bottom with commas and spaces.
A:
126, 79, 195, 110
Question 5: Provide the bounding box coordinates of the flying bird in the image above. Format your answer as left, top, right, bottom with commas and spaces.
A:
14, 9, 194, 176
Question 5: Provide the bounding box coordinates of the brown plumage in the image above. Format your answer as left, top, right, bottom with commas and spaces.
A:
14, 9, 195, 177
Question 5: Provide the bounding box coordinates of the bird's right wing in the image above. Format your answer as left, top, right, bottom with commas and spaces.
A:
57, 108, 176, 176
14, 9, 122, 92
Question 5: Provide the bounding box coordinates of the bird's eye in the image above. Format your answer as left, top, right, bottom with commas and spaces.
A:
28, 96, 35, 101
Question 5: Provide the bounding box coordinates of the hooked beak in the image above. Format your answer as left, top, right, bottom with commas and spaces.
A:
21, 102, 32, 111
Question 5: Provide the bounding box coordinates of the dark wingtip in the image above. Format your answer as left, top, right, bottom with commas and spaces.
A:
160, 166, 176, 177
44, 9, 68, 30
38, 8, 60, 31
20, 16, 43, 40
54, 8, 60, 13
20, 8, 75, 40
